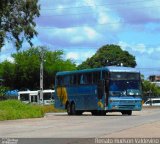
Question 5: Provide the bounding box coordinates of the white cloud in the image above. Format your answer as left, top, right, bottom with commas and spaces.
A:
107, 0, 160, 25
66, 52, 79, 60
83, 0, 97, 9
65, 49, 96, 65
98, 11, 109, 24
37, 26, 104, 47
134, 44, 146, 53
118, 41, 160, 73
71, 36, 84, 44
118, 41, 155, 54
84, 27, 97, 39
0, 54, 14, 63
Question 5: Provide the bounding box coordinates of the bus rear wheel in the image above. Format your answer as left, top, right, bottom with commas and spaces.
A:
67, 103, 71, 115
70, 103, 76, 115
76, 110, 83, 115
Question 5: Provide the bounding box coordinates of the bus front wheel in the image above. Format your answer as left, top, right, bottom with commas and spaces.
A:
92, 110, 106, 116
127, 110, 132, 115
121, 110, 132, 116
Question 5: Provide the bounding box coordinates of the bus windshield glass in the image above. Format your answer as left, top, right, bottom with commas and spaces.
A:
110, 72, 140, 80
109, 72, 141, 96
43, 93, 52, 100
20, 94, 29, 101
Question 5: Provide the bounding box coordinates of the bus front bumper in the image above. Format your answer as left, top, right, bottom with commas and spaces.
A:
106, 105, 142, 111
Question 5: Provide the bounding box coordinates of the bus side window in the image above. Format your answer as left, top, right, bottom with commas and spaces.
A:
102, 71, 106, 79
56, 76, 62, 86
93, 72, 101, 83
85, 73, 92, 84
80, 74, 86, 85
63, 75, 70, 86
102, 70, 109, 80
70, 74, 77, 85
78, 73, 92, 85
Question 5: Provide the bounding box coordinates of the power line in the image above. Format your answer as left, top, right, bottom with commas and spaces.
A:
41, 0, 156, 11
36, 3, 160, 29
40, 5, 160, 17
36, 18, 156, 29
36, 22, 122, 29
136, 68, 160, 70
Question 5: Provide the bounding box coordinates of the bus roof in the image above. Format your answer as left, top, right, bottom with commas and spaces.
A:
38, 89, 55, 93
56, 66, 140, 76
106, 66, 139, 73
18, 91, 38, 95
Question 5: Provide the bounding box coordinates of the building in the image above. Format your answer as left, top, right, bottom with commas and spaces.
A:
149, 75, 160, 87
149, 75, 160, 82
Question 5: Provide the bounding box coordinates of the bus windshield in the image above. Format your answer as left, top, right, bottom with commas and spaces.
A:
110, 72, 140, 80
109, 80, 141, 96
109, 72, 141, 96
43, 93, 52, 100
20, 94, 29, 101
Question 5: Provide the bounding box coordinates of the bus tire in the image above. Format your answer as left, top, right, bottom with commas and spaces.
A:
66, 103, 71, 115
127, 110, 132, 116
97, 110, 106, 116
76, 110, 83, 115
92, 110, 97, 116
92, 110, 106, 116
121, 111, 127, 115
121, 110, 132, 116
100, 111, 106, 116
70, 103, 76, 115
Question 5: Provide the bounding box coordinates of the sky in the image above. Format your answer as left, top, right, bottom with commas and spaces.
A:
1, 0, 160, 78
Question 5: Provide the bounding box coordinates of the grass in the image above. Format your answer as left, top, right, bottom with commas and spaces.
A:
0, 100, 65, 121
41, 105, 65, 113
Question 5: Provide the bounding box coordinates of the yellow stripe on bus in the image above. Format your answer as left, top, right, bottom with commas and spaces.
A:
57, 87, 68, 105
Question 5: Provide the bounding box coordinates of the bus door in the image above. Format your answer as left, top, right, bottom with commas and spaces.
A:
97, 80, 104, 100
105, 79, 109, 106
31, 95, 38, 103
102, 71, 109, 107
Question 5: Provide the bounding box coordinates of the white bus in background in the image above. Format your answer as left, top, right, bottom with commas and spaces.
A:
18, 89, 55, 105
30, 91, 39, 103
38, 89, 55, 105
143, 98, 160, 106
18, 91, 38, 104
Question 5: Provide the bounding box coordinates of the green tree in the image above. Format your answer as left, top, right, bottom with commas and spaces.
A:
44, 50, 77, 89
1, 47, 76, 90
78, 44, 136, 69
0, 60, 15, 88
142, 80, 160, 97
0, 86, 9, 97
0, 0, 40, 50
12, 47, 40, 89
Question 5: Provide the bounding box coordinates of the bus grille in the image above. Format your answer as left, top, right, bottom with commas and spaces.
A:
119, 105, 135, 109
120, 100, 134, 104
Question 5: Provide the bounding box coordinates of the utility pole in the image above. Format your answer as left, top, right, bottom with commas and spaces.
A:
40, 47, 44, 104
149, 89, 152, 106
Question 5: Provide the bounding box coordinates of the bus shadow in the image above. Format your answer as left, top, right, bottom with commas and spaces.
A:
52, 112, 138, 117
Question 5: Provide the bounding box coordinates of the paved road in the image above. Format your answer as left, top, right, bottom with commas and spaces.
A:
0, 107, 160, 139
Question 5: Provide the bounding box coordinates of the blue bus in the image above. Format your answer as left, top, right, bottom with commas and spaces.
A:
54, 66, 142, 115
